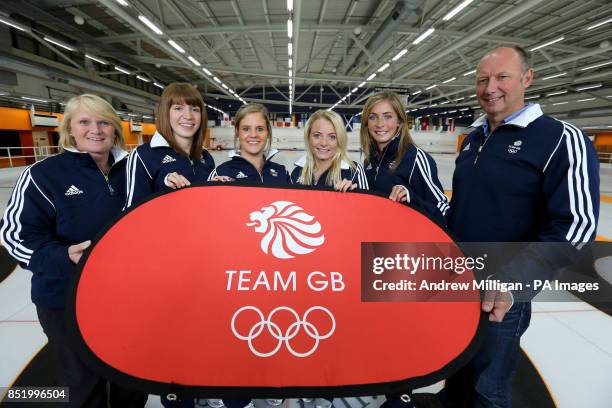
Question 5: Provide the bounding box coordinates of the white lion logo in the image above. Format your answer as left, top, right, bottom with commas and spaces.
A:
246, 201, 325, 259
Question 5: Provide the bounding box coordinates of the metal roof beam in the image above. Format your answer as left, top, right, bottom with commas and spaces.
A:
296, 83, 315, 102
230, 0, 263, 70
261, 0, 276, 58
291, 0, 303, 95
205, 91, 358, 109
155, 0, 230, 66
304, 0, 328, 73
2, 0, 170, 82
97, 0, 229, 96
268, 83, 289, 102
393, 0, 550, 83
131, 55, 575, 88
297, 35, 338, 74
98, 23, 586, 54
28, 32, 82, 70
195, 0, 242, 67
1, 50, 158, 105
536, 45, 612, 71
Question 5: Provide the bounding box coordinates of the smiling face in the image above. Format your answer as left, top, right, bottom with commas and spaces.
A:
367, 100, 400, 151
169, 103, 202, 141
238, 112, 269, 159
70, 109, 116, 155
476, 47, 533, 125
309, 118, 339, 163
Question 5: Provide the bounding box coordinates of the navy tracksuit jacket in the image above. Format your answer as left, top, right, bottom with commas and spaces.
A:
449, 104, 599, 300
0, 147, 128, 309
208, 150, 291, 185
364, 136, 450, 224
124, 131, 215, 208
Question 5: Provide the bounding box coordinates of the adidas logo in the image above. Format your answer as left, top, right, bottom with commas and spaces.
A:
236, 171, 248, 179
463, 142, 471, 152
162, 155, 176, 164
65, 185, 83, 196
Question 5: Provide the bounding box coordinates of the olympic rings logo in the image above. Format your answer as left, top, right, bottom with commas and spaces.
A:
230, 306, 336, 358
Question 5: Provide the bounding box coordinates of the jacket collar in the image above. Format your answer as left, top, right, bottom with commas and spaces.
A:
150, 131, 171, 148
229, 148, 279, 161
63, 145, 128, 162
370, 132, 400, 162
470, 104, 543, 129
294, 154, 350, 169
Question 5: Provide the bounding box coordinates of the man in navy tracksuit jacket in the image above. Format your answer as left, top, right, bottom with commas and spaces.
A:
208, 150, 291, 185
443, 46, 599, 408
124, 131, 215, 208
450, 105, 599, 247
364, 136, 449, 224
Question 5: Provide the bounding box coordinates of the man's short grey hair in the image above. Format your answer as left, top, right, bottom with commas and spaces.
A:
484, 45, 532, 73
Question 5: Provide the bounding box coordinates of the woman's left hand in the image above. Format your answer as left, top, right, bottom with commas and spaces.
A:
389, 185, 409, 202
165, 172, 191, 189
210, 175, 235, 182
334, 179, 357, 192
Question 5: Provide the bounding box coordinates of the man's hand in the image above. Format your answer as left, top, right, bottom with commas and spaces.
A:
482, 289, 513, 322
68, 240, 91, 264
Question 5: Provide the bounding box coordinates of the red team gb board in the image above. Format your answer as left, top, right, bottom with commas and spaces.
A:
68, 185, 485, 398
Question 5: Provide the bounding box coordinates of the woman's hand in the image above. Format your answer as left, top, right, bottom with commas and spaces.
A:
210, 175, 235, 182
68, 240, 91, 264
164, 172, 191, 189
334, 179, 357, 192
389, 185, 409, 202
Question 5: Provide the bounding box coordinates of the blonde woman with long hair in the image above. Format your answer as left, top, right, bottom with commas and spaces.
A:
292, 109, 368, 191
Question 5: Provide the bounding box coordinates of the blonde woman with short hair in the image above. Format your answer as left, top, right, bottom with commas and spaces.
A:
1, 93, 146, 407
